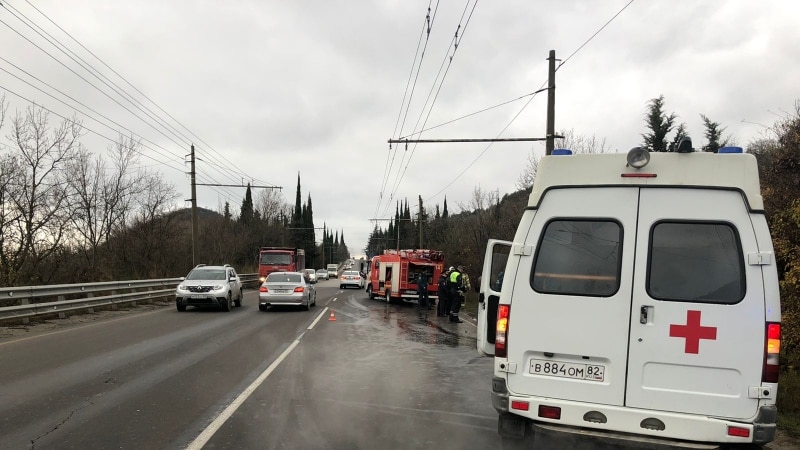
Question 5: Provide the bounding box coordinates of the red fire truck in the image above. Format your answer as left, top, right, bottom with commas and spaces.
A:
366, 249, 445, 303
258, 247, 306, 283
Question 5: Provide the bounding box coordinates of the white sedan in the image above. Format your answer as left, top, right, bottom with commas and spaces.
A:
339, 270, 364, 289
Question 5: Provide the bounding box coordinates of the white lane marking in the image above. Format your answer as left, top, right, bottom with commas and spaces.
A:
185, 338, 301, 449
307, 307, 329, 330
325, 297, 337, 306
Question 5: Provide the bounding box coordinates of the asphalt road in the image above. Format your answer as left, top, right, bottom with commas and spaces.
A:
0, 281, 797, 450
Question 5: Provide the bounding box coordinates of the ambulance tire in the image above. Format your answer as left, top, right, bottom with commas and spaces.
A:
498, 413, 533, 449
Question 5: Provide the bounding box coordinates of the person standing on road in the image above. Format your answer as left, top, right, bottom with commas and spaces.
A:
416, 271, 430, 312
437, 268, 452, 317
449, 266, 466, 323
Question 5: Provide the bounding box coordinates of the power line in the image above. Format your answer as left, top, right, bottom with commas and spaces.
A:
6, 0, 275, 189
0, 58, 183, 163
380, 0, 479, 218
0, 84, 185, 173
376, 1, 441, 222
556, 0, 636, 71
423, 1, 636, 202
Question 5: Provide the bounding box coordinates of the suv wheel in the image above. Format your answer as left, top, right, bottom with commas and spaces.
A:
177, 302, 186, 312
235, 289, 243, 307
222, 293, 232, 312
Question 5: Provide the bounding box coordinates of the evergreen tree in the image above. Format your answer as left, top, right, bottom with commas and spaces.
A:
239, 183, 254, 224
223, 202, 232, 221
642, 95, 676, 152
442, 196, 449, 218
291, 173, 302, 247
700, 114, 729, 153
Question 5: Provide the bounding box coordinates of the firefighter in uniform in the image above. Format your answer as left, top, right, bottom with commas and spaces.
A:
449, 266, 466, 323
437, 268, 452, 317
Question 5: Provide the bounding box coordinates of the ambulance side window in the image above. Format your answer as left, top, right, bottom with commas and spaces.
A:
531, 219, 622, 297
647, 221, 745, 304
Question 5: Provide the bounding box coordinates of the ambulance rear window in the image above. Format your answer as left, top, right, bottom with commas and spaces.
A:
531, 219, 622, 296
647, 222, 745, 304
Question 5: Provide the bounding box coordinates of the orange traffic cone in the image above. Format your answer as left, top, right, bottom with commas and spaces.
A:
328, 310, 336, 321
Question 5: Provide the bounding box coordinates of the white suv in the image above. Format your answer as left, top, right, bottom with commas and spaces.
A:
176, 264, 243, 312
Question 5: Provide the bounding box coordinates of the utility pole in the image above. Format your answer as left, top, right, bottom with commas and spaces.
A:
546, 49, 556, 155
189, 145, 199, 266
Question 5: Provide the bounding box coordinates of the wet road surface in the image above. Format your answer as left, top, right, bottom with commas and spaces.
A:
1, 280, 797, 449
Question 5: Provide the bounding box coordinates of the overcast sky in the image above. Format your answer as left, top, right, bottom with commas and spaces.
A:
2, 0, 798, 255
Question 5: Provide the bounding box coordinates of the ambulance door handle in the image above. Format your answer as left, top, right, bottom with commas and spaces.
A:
640, 306, 653, 324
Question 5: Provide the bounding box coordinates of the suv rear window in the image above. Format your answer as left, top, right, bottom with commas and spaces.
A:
648, 221, 745, 304
531, 219, 622, 296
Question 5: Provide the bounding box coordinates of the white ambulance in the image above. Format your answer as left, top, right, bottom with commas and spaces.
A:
478, 146, 781, 448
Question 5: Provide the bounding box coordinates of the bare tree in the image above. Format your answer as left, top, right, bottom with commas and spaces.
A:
2, 105, 82, 285
65, 135, 144, 272
255, 188, 289, 224
517, 129, 610, 190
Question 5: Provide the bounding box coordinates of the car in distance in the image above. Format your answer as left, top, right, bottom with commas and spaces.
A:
258, 272, 316, 311
339, 270, 364, 289
303, 268, 317, 283
175, 264, 243, 312
315, 269, 329, 280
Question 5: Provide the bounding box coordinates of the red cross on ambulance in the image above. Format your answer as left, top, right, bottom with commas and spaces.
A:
669, 310, 718, 354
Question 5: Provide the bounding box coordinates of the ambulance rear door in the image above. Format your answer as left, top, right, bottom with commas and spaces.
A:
626, 188, 765, 419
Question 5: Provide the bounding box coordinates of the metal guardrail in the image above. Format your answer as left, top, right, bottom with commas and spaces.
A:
0, 273, 259, 325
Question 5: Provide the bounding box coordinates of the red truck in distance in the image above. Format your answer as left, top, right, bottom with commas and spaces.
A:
258, 247, 306, 283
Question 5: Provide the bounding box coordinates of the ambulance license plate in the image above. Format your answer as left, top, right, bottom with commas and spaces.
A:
529, 359, 605, 382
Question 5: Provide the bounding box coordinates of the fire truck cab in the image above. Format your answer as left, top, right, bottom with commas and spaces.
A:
366, 249, 445, 304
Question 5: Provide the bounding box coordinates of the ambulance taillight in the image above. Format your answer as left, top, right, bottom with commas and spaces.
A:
763, 322, 781, 383
495, 305, 510, 358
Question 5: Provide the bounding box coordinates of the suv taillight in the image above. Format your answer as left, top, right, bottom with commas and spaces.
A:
763, 322, 780, 383
496, 305, 510, 358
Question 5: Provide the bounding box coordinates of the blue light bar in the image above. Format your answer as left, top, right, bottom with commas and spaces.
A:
718, 146, 743, 154
552, 149, 573, 156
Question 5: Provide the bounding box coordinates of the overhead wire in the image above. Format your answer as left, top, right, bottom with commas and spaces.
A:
380, 0, 479, 218
4, 0, 278, 190
375, 1, 440, 221
0, 84, 185, 173
423, 0, 637, 202
0, 57, 186, 166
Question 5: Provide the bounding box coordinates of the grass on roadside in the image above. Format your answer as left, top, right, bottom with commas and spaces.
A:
778, 365, 800, 435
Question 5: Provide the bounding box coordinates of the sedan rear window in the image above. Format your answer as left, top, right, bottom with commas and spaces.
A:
266, 274, 302, 283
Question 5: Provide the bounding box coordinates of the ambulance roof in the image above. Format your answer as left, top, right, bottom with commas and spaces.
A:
528, 151, 764, 211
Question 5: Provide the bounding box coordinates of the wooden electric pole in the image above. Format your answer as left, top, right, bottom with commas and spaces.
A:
546, 49, 556, 155
189, 144, 199, 266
